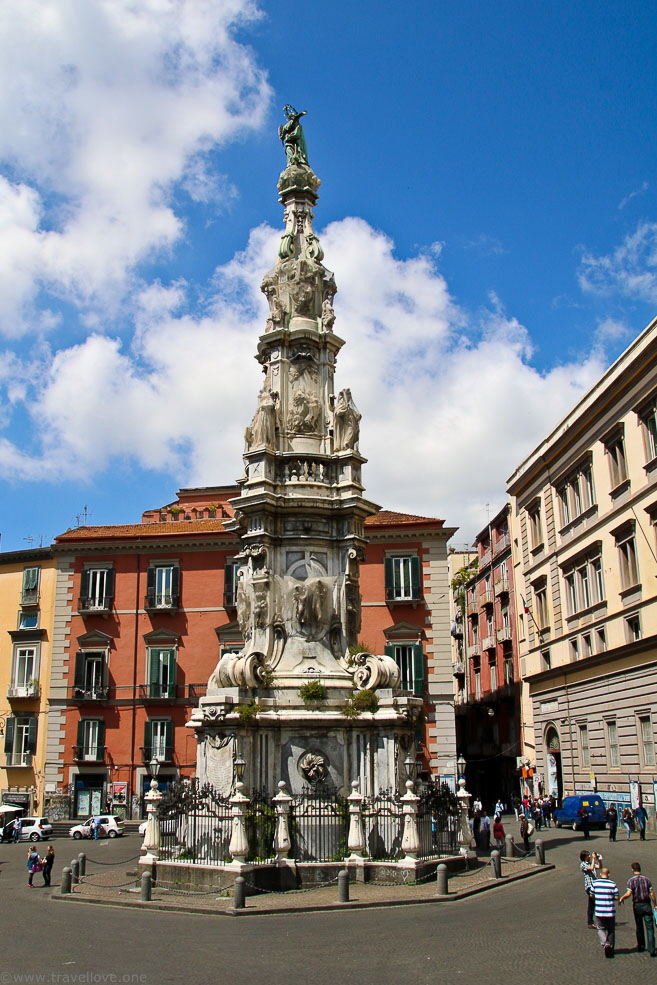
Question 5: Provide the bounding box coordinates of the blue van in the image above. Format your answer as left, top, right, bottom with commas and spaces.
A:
553, 795, 607, 830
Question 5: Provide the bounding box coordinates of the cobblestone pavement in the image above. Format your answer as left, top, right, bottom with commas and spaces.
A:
1, 822, 656, 985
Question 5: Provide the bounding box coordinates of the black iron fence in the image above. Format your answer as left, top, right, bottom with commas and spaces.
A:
155, 780, 458, 865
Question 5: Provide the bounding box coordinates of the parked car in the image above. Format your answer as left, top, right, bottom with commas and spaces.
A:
69, 815, 125, 839
138, 817, 176, 836
553, 795, 607, 830
13, 817, 54, 842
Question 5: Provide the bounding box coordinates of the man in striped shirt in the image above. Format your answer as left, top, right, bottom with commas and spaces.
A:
619, 862, 657, 956
590, 867, 619, 958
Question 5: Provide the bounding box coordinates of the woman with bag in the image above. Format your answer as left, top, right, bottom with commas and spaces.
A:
42, 845, 55, 887
26, 846, 41, 887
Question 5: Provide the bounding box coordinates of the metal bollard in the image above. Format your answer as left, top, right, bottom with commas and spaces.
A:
70, 859, 80, 885
504, 834, 515, 858
490, 850, 502, 879
77, 852, 86, 877
141, 871, 152, 902
338, 868, 350, 903
535, 839, 545, 865
435, 863, 448, 896
233, 876, 246, 909
60, 867, 72, 894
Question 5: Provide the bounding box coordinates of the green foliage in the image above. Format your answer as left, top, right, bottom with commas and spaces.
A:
421, 780, 459, 821
299, 679, 328, 704
450, 558, 479, 607
169, 505, 182, 515
342, 688, 379, 717
236, 699, 261, 723
347, 640, 373, 659
260, 666, 276, 688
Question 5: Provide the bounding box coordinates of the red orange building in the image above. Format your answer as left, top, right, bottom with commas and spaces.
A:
43, 488, 456, 817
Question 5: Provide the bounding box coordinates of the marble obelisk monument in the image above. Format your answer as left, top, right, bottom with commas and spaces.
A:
189, 108, 422, 796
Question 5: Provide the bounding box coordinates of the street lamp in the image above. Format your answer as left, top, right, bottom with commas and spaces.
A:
404, 755, 417, 781
141, 756, 162, 863
457, 754, 466, 779
234, 755, 246, 782
149, 756, 161, 781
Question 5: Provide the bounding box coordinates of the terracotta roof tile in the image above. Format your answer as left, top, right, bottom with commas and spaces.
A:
366, 510, 444, 527
55, 519, 228, 542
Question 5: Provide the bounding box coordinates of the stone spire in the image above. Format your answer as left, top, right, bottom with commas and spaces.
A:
213, 109, 398, 693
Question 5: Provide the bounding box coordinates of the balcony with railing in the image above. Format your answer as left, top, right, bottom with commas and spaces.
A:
467, 601, 478, 617
497, 626, 512, 643
187, 683, 208, 701
493, 532, 510, 555
144, 593, 180, 613
139, 683, 178, 702
77, 595, 113, 616
494, 575, 510, 596
7, 682, 40, 700
479, 590, 494, 607
73, 745, 107, 763
481, 635, 496, 651
5, 752, 33, 767
70, 686, 110, 702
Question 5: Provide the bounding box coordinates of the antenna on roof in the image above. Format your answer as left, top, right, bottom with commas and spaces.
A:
24, 535, 34, 546
74, 505, 91, 527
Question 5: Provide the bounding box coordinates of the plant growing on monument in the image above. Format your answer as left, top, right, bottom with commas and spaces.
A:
236, 699, 261, 724
342, 688, 379, 717
299, 679, 328, 706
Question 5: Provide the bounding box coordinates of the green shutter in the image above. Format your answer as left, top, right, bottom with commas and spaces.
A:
4, 717, 15, 755
171, 566, 180, 606
80, 569, 90, 600
164, 719, 174, 761
96, 721, 105, 760
144, 720, 153, 760
149, 650, 160, 697
412, 644, 424, 697
167, 650, 176, 698
384, 557, 394, 600
26, 716, 37, 756
74, 652, 86, 690
76, 720, 85, 757
224, 561, 235, 605
105, 568, 115, 603
410, 556, 421, 600
146, 566, 156, 605
23, 567, 39, 592
100, 654, 109, 690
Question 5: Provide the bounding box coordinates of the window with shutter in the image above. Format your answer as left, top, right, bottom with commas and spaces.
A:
145, 564, 180, 610
21, 567, 40, 605
385, 556, 422, 602
148, 648, 176, 698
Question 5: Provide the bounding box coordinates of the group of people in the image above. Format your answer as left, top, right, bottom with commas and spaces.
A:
580, 850, 656, 959
26, 845, 55, 887
605, 803, 648, 840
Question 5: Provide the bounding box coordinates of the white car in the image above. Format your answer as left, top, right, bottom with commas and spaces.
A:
69, 815, 125, 839
5, 816, 54, 842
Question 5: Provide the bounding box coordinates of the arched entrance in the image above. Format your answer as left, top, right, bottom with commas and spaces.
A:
545, 725, 563, 803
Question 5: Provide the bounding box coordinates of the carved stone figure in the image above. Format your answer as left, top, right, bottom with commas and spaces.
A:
288, 388, 320, 434
291, 281, 314, 316
345, 579, 362, 639
279, 105, 309, 167
254, 591, 268, 629
264, 285, 284, 332
246, 387, 278, 448
299, 752, 328, 785
321, 298, 335, 332
236, 583, 251, 638
333, 388, 361, 451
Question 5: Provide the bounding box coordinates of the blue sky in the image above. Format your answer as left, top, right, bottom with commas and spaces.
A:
1, 0, 656, 551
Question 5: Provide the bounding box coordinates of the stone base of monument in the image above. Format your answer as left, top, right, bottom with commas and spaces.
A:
147, 855, 482, 895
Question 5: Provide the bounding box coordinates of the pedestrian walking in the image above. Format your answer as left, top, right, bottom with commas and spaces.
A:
622, 807, 634, 839
590, 866, 619, 958
12, 817, 21, 842
633, 805, 648, 841
605, 804, 618, 842
580, 849, 600, 928
480, 812, 491, 852
578, 804, 591, 839
42, 845, 55, 887
493, 815, 505, 850
26, 846, 40, 887
519, 813, 531, 852
619, 862, 657, 956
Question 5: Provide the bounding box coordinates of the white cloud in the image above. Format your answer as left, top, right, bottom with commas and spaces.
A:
0, 0, 270, 334
0, 217, 607, 541
578, 221, 657, 304
618, 181, 649, 211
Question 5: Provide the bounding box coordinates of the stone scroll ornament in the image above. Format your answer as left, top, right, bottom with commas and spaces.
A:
348, 650, 400, 690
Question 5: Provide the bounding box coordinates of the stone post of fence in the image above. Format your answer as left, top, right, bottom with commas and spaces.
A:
401, 778, 420, 860
141, 776, 162, 862
535, 839, 545, 865
505, 834, 515, 858
229, 780, 250, 863
346, 779, 365, 860
490, 850, 502, 879
272, 780, 293, 860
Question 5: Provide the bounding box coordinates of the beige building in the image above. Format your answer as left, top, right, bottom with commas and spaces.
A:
0, 549, 57, 815
507, 316, 657, 817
